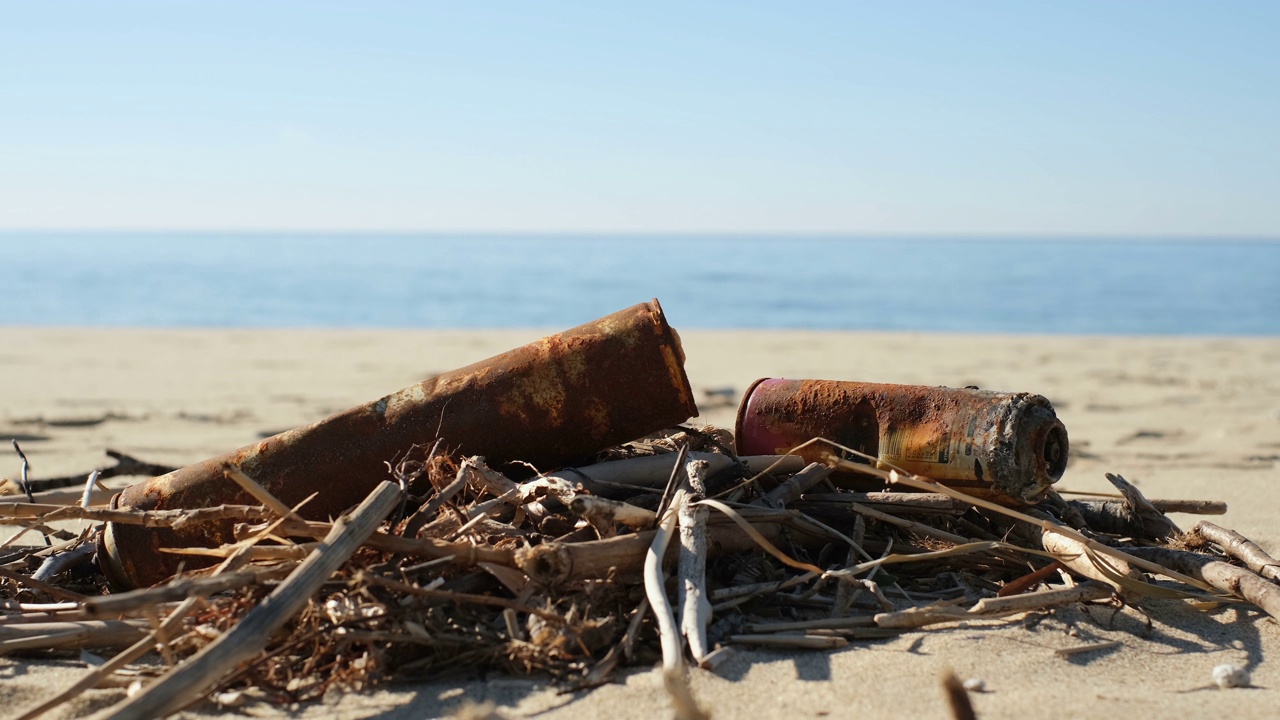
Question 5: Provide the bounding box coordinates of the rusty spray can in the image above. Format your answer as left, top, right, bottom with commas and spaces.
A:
735, 379, 1068, 504
100, 300, 697, 588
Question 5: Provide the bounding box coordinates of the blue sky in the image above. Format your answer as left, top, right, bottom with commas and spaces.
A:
2, 1, 1277, 235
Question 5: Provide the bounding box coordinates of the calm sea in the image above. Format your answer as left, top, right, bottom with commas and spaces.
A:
0, 234, 1276, 335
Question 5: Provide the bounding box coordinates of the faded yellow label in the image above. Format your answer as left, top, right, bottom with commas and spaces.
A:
879, 413, 985, 480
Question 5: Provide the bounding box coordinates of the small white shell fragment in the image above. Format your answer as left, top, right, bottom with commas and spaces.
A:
962, 678, 987, 692
1212, 664, 1250, 689
126, 679, 144, 698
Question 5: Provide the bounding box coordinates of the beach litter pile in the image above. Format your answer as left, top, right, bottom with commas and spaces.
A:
2, 300, 1276, 719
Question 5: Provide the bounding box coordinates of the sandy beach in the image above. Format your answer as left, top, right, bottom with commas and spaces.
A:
2, 326, 1279, 719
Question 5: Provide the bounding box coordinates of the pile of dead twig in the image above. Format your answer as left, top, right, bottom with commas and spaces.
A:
2, 428, 1278, 719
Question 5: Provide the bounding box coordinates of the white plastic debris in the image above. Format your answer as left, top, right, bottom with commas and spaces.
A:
214, 690, 245, 708
1212, 664, 1250, 689
962, 678, 987, 693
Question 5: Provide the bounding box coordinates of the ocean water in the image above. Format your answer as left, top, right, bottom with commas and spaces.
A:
0, 234, 1276, 335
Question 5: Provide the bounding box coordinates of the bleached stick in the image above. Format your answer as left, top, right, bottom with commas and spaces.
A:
89, 481, 401, 720
758, 462, 833, 508
570, 496, 656, 531
677, 459, 711, 664
1125, 546, 1280, 621
641, 450, 710, 720
643, 490, 683, 671
1188, 521, 1280, 583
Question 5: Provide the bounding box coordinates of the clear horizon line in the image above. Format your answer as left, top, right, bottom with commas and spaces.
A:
1, 228, 1278, 242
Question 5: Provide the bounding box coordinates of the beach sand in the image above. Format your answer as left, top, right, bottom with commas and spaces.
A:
2, 326, 1279, 719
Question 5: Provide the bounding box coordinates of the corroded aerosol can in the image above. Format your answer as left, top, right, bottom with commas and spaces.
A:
735, 379, 1068, 504
101, 300, 697, 589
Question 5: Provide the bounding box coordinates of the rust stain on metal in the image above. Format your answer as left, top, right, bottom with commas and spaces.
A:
736, 378, 1069, 505
100, 299, 697, 589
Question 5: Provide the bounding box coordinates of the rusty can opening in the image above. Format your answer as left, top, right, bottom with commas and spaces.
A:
1042, 423, 1068, 481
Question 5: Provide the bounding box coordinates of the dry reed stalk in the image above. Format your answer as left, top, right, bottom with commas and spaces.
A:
822, 451, 1217, 594
874, 581, 1114, 629
0, 620, 151, 654
727, 634, 849, 650
1041, 527, 1144, 594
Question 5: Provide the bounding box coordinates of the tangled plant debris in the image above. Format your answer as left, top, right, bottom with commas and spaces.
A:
2, 427, 1276, 719
3, 301, 1278, 719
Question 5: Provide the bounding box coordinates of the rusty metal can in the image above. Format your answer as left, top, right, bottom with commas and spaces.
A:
100, 300, 697, 589
735, 378, 1068, 504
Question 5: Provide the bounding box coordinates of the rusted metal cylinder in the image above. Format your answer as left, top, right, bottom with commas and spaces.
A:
735, 379, 1068, 504
100, 300, 697, 589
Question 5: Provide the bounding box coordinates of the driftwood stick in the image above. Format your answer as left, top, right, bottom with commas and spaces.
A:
758, 462, 833, 508
0, 620, 151, 654
1149, 498, 1227, 515
1188, 521, 1280, 583
875, 582, 1114, 629
1069, 499, 1225, 536
0, 503, 275, 528
30, 542, 97, 583
89, 481, 401, 720
570, 496, 656, 531
644, 482, 684, 671
1105, 473, 1180, 540
1124, 546, 1280, 621
1060, 490, 1227, 515
677, 459, 711, 664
